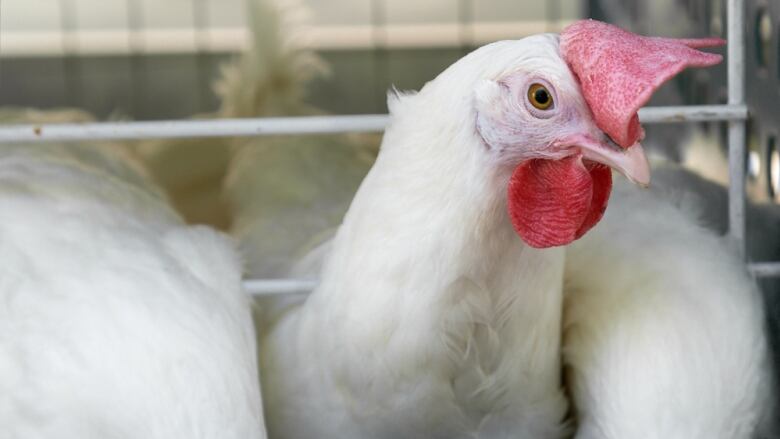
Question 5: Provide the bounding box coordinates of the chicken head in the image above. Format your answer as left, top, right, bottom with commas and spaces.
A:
474, 20, 724, 248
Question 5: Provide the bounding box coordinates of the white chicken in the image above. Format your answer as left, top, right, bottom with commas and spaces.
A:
133, 0, 379, 280
219, 0, 378, 278
557, 21, 775, 438
134, 0, 325, 230
563, 175, 776, 438
240, 19, 769, 438
0, 117, 266, 438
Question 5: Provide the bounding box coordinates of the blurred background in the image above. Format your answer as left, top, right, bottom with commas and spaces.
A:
0, 0, 580, 118
2, 0, 780, 350
0, 0, 777, 204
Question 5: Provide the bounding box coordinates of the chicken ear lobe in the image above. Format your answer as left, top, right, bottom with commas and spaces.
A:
559, 19, 724, 148
507, 156, 612, 248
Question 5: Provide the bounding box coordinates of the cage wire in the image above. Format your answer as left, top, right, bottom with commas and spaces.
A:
126, 0, 145, 117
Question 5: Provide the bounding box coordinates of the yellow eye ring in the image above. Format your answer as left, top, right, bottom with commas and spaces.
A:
528, 83, 553, 110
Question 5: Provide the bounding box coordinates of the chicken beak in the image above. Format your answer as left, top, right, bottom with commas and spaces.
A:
573, 135, 651, 187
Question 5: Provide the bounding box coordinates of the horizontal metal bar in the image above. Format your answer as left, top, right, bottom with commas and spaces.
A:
243, 279, 317, 296
0, 115, 390, 144
638, 105, 748, 123
748, 262, 780, 278
246, 260, 780, 296
0, 105, 748, 144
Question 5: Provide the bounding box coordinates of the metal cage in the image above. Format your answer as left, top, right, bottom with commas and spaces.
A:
0, 0, 773, 296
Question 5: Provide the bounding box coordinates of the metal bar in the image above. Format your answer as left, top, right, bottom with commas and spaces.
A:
191, 0, 212, 113
244, 259, 780, 296
458, 0, 474, 50
727, 0, 746, 258
637, 105, 747, 123
59, 0, 83, 108
243, 279, 317, 296
748, 262, 780, 278
0, 115, 390, 144
0, 106, 748, 144
126, 0, 146, 118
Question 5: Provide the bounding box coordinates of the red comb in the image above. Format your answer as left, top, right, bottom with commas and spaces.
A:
560, 20, 724, 148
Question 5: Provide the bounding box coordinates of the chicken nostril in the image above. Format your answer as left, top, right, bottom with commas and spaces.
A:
603, 136, 623, 151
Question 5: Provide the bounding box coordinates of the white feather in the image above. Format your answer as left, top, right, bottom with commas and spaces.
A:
255, 36, 571, 439
220, 0, 380, 278
563, 170, 775, 438
220, 7, 775, 436
136, 0, 333, 229
0, 128, 266, 438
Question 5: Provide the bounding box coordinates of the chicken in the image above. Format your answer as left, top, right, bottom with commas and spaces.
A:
556, 21, 775, 438
134, 0, 379, 253
0, 118, 266, 438
136, 0, 326, 230
220, 0, 379, 278
243, 20, 743, 438
563, 169, 778, 436
677, 134, 780, 404
678, 131, 780, 263
563, 174, 776, 439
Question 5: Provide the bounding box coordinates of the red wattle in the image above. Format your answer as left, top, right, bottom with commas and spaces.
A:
507, 156, 612, 248
574, 162, 612, 239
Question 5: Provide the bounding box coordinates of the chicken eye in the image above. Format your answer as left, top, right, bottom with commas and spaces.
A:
527, 83, 553, 110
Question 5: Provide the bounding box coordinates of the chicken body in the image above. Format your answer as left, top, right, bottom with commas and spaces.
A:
241, 22, 773, 439
563, 173, 775, 438
254, 33, 627, 438
137, 0, 328, 230
0, 134, 266, 438
219, 0, 378, 278
205, 2, 774, 435
226, 134, 377, 278
134, 0, 378, 279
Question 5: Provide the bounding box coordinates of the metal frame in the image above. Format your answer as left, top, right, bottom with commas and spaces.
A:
0, 0, 772, 296
243, 279, 317, 296
0, 106, 748, 143
728, 0, 746, 257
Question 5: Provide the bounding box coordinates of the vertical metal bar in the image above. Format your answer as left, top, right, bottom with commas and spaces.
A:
727, 0, 746, 257
545, 0, 560, 32
370, 0, 388, 113
59, 0, 82, 107
126, 0, 146, 117
1, 0, 5, 87
634, 1, 646, 34
192, 0, 210, 112
457, 0, 473, 55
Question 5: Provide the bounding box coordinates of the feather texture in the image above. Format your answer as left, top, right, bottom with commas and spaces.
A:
564, 170, 775, 438
253, 36, 574, 439
0, 115, 266, 438
221, 0, 379, 278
